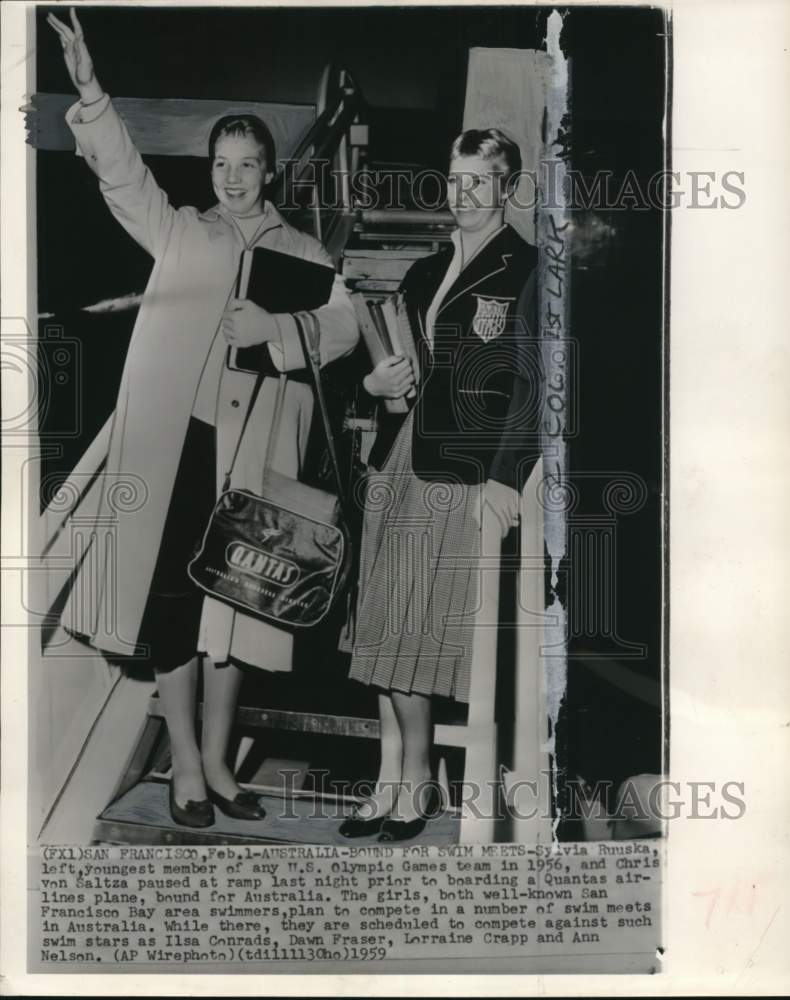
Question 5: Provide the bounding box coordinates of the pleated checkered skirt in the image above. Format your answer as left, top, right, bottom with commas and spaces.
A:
348, 411, 482, 703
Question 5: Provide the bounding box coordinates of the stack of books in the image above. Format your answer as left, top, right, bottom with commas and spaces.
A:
351, 292, 419, 414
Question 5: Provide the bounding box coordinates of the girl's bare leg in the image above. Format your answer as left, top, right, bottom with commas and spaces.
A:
391, 689, 433, 821
200, 656, 245, 799
155, 656, 204, 805
355, 693, 402, 819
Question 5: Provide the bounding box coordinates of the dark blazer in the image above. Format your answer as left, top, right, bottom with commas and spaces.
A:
369, 224, 540, 493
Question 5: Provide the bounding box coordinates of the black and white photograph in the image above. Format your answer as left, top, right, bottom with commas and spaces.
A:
2, 0, 789, 991
29, 0, 665, 846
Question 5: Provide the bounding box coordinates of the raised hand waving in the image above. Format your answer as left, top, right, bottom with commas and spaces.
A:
47, 8, 102, 103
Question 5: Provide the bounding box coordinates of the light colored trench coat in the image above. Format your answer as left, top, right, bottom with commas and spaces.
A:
61, 96, 358, 671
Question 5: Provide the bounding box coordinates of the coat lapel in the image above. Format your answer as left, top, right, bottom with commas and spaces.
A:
436, 226, 513, 317
410, 245, 454, 346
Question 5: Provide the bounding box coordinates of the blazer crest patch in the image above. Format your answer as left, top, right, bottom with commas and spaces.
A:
472, 294, 512, 342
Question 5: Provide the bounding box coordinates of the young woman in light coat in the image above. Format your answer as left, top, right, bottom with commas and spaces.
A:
49, 10, 358, 827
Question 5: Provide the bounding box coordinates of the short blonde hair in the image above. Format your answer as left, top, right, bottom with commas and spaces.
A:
449, 127, 522, 185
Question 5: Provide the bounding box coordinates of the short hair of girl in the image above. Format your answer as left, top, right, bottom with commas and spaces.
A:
208, 114, 276, 171
450, 127, 522, 184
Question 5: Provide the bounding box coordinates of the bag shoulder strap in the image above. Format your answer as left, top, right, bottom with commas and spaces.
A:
222, 250, 284, 492
223, 311, 343, 500
294, 311, 347, 507
223, 370, 269, 492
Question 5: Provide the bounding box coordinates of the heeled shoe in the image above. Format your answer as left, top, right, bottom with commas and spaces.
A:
207, 786, 266, 820
168, 782, 214, 828
339, 808, 390, 839
378, 787, 443, 843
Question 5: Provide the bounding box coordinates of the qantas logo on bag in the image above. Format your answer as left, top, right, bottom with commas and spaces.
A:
226, 542, 299, 585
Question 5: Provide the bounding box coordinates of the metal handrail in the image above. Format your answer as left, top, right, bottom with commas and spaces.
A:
271, 64, 363, 240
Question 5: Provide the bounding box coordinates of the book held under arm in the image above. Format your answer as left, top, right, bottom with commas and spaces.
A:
227, 246, 336, 375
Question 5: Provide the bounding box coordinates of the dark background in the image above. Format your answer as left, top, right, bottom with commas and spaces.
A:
36, 5, 667, 827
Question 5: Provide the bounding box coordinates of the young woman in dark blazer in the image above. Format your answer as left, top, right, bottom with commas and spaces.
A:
342, 128, 541, 841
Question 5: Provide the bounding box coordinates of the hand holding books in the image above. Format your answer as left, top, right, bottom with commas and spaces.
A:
221, 297, 282, 348
352, 292, 419, 414
225, 246, 336, 374
363, 355, 416, 399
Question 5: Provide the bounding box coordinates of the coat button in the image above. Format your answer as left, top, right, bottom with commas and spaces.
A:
231, 399, 240, 408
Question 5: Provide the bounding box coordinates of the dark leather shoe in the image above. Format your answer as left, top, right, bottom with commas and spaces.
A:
378, 815, 428, 842
339, 811, 389, 838
207, 786, 266, 820
168, 782, 214, 828
378, 786, 443, 842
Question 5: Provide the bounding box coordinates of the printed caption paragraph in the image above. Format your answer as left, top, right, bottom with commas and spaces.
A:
31, 842, 662, 970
